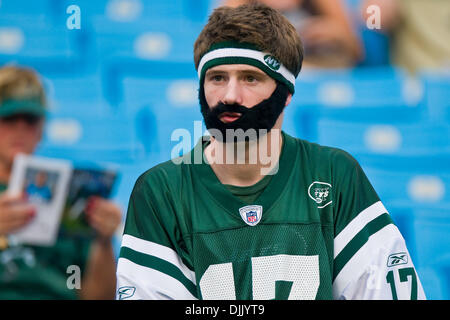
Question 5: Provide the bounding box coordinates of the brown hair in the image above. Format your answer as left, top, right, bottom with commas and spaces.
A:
0, 65, 46, 106
194, 2, 304, 76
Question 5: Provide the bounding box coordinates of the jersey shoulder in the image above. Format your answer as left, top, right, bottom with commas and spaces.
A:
286, 134, 381, 228
287, 133, 361, 176
133, 156, 185, 196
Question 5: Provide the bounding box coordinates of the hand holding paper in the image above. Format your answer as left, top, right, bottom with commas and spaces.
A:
86, 196, 122, 241
7, 154, 73, 246
0, 192, 36, 235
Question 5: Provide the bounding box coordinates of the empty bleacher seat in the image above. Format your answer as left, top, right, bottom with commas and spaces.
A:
0, 14, 87, 74
102, 59, 202, 159
413, 207, 450, 264
36, 112, 145, 164
416, 266, 448, 300
420, 71, 450, 123
68, 0, 186, 22
354, 153, 450, 208
91, 16, 201, 64
315, 120, 450, 155
42, 73, 108, 115
413, 208, 450, 299
122, 77, 203, 159
0, 0, 63, 18
295, 67, 420, 107
293, 67, 426, 141
103, 58, 197, 106
363, 167, 450, 207
57, 0, 210, 25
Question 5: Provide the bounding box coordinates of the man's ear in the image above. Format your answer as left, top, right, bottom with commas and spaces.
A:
285, 93, 292, 107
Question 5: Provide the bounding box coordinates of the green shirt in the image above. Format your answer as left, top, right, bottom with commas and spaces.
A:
0, 183, 92, 300
224, 174, 272, 204
116, 132, 425, 300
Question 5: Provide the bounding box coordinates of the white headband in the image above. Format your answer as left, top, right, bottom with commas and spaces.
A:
197, 47, 296, 93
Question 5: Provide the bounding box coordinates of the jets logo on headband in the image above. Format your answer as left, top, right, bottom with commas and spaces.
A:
197, 42, 296, 94
263, 55, 281, 71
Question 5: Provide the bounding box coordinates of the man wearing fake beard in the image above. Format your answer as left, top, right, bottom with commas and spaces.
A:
116, 3, 425, 300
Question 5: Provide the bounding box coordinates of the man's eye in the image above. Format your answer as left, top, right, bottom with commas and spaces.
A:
210, 75, 224, 82
246, 75, 257, 82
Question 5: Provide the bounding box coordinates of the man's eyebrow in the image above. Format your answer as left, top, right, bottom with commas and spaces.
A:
239, 69, 267, 77
206, 68, 268, 77
205, 69, 227, 76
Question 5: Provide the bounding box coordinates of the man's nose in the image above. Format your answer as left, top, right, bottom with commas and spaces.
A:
222, 78, 243, 105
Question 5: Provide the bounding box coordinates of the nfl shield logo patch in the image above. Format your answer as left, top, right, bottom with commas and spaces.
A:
239, 205, 263, 226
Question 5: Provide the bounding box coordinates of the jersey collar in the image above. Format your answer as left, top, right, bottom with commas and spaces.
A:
191, 131, 296, 222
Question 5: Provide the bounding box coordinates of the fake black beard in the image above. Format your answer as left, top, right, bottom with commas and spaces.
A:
199, 82, 289, 143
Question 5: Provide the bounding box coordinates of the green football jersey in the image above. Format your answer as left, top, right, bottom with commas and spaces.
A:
116, 132, 425, 300
0, 183, 92, 300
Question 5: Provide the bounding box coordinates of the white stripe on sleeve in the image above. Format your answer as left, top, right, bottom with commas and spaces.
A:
334, 201, 388, 258
121, 234, 196, 284
117, 257, 198, 300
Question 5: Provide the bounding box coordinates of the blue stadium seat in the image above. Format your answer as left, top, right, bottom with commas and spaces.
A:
0, 14, 87, 74
412, 208, 450, 299
36, 113, 145, 164
103, 58, 197, 106
0, 0, 61, 17
91, 16, 200, 64
363, 166, 450, 207
416, 266, 449, 300
413, 208, 450, 265
295, 67, 416, 107
355, 152, 450, 173
119, 73, 198, 111
293, 68, 426, 140
101, 59, 201, 159
315, 120, 450, 155
183, 0, 212, 23
57, 0, 210, 25
71, 0, 185, 21
123, 80, 203, 160
420, 72, 450, 123
59, 0, 110, 19
42, 73, 108, 114
357, 27, 391, 67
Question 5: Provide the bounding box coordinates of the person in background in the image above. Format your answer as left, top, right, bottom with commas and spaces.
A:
223, 0, 363, 68
361, 0, 450, 74
0, 65, 122, 299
